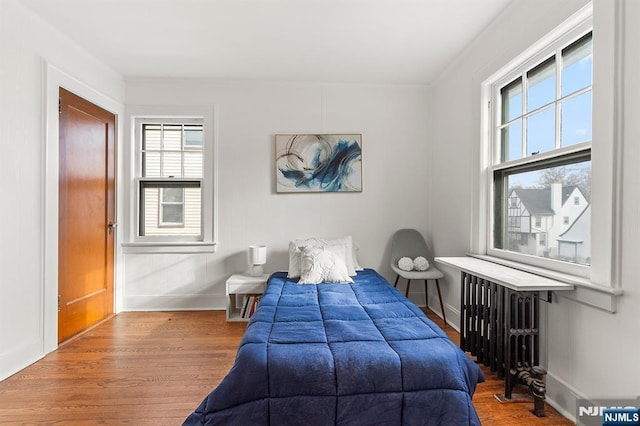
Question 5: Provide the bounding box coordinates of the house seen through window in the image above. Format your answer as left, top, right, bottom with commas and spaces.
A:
490, 31, 592, 269
137, 121, 204, 239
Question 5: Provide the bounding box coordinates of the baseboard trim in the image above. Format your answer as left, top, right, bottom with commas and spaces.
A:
0, 339, 44, 383
544, 372, 585, 424
425, 300, 461, 333
122, 294, 223, 311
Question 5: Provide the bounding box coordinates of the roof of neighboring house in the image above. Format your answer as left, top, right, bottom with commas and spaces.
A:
561, 185, 586, 203
511, 185, 585, 215
512, 188, 554, 215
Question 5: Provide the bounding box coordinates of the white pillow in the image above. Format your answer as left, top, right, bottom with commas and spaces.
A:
298, 244, 354, 284
352, 242, 364, 271
329, 236, 356, 276
287, 241, 300, 278
287, 236, 357, 277
287, 237, 325, 278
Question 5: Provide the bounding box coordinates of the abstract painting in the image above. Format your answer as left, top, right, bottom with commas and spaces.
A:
275, 134, 362, 193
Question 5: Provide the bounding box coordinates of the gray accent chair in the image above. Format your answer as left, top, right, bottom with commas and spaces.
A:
390, 228, 446, 326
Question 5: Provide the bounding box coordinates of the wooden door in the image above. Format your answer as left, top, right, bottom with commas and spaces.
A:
58, 88, 116, 343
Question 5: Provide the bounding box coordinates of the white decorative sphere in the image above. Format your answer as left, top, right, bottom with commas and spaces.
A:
413, 256, 430, 271
398, 257, 414, 271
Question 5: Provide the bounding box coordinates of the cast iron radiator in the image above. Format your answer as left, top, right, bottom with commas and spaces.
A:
460, 272, 547, 416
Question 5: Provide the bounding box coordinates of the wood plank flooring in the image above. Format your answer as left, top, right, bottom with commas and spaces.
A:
0, 310, 572, 425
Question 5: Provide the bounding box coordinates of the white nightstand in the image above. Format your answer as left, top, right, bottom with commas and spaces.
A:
226, 273, 269, 322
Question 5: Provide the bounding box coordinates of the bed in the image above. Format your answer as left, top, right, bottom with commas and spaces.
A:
184, 268, 484, 425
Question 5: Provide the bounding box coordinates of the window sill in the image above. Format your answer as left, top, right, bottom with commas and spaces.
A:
467, 254, 622, 312
122, 241, 217, 254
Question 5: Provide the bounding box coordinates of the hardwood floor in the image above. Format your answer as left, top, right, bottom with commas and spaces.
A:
0, 311, 572, 425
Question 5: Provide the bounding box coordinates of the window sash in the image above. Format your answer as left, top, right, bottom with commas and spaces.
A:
489, 148, 591, 275
495, 31, 592, 166
141, 123, 203, 178
138, 179, 203, 240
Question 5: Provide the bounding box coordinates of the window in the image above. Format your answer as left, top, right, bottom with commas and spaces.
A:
136, 119, 206, 241
160, 187, 184, 226
488, 28, 592, 275
508, 215, 521, 230
476, 3, 623, 309
520, 234, 528, 245
125, 105, 216, 253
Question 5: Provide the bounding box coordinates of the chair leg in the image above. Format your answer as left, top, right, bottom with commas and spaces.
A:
435, 279, 447, 327
394, 275, 399, 288
424, 280, 429, 307
405, 279, 411, 297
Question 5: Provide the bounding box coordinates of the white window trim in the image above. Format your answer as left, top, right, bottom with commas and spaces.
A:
122, 105, 218, 254
475, 2, 624, 312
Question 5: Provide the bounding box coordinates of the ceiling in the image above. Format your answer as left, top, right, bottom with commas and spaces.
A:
19, 0, 512, 85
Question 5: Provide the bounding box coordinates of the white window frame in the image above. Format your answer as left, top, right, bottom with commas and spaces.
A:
487, 19, 593, 278
123, 105, 217, 253
476, 2, 624, 311
136, 118, 203, 241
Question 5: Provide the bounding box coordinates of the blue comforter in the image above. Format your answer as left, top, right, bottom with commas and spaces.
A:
185, 269, 484, 425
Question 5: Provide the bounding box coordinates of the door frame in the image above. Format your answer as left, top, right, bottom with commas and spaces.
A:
44, 62, 124, 354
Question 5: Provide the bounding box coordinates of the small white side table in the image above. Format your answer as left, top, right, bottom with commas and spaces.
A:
226, 273, 269, 322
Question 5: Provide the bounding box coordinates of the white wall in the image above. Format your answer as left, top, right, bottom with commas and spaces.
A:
0, 0, 430, 381
429, 0, 640, 419
0, 0, 125, 381
8, 1, 636, 418
122, 80, 431, 311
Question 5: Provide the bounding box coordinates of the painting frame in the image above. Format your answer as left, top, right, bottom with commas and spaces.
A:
275, 133, 363, 193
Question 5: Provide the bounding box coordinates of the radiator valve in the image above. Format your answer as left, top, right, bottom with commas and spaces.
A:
518, 366, 547, 416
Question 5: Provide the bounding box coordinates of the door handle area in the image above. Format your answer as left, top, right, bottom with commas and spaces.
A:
108, 221, 118, 235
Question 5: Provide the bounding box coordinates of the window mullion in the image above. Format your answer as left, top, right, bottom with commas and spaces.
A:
521, 72, 527, 160
493, 91, 500, 166
555, 47, 563, 149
